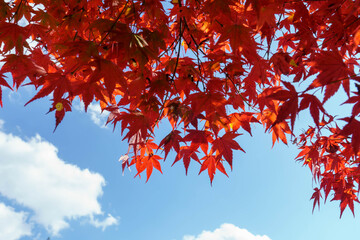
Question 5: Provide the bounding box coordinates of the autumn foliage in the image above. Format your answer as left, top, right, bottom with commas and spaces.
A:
1, 0, 360, 216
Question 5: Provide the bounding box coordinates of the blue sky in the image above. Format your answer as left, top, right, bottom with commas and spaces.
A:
1, 83, 360, 240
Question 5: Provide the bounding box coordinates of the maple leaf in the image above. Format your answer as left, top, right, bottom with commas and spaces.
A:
339, 117, 360, 155
118, 153, 135, 175
135, 154, 163, 182
299, 94, 326, 126
119, 110, 153, 145
183, 129, 213, 155
204, 0, 235, 20
229, 112, 259, 135
267, 82, 298, 130
89, 58, 127, 97
1, 55, 47, 89
0, 22, 30, 54
47, 99, 72, 131
270, 50, 292, 76
3, 0, 360, 214
342, 95, 360, 117
158, 130, 183, 160
271, 122, 291, 146
173, 146, 200, 175
218, 23, 257, 61
199, 155, 228, 184
308, 51, 351, 102
332, 187, 359, 218
211, 132, 244, 169
25, 73, 79, 106
310, 187, 322, 213
81, 82, 108, 112
0, 74, 12, 107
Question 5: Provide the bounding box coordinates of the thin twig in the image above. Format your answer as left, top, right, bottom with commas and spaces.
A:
99, 0, 130, 45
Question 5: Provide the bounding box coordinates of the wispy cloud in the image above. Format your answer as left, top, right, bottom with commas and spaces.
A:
183, 223, 271, 240
0, 124, 118, 236
88, 103, 109, 128
89, 214, 119, 231
73, 100, 109, 128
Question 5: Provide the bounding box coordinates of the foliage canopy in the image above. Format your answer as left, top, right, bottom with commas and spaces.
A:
1, 0, 360, 216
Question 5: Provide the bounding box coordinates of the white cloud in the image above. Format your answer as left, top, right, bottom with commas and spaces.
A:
0, 203, 32, 240
73, 100, 109, 128
7, 90, 22, 103
183, 224, 271, 240
6, 84, 36, 104
0, 119, 4, 130
88, 103, 108, 128
0, 130, 118, 235
89, 213, 119, 231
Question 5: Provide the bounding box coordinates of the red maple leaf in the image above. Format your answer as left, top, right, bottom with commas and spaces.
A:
308, 51, 351, 102
0, 74, 12, 107
199, 155, 228, 184
299, 94, 327, 126
340, 117, 360, 155
310, 187, 322, 213
211, 132, 244, 168
135, 154, 163, 182
158, 130, 183, 160
3, 0, 360, 215
173, 146, 200, 175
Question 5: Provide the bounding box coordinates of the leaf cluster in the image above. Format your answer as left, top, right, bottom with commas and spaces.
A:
1, 0, 360, 216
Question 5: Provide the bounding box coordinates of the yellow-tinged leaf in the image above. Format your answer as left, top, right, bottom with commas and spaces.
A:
55, 102, 63, 111
354, 30, 360, 46
287, 13, 294, 22
211, 62, 221, 71
182, 40, 188, 52
200, 21, 210, 33
125, 6, 133, 16
289, 59, 297, 67
134, 34, 148, 48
